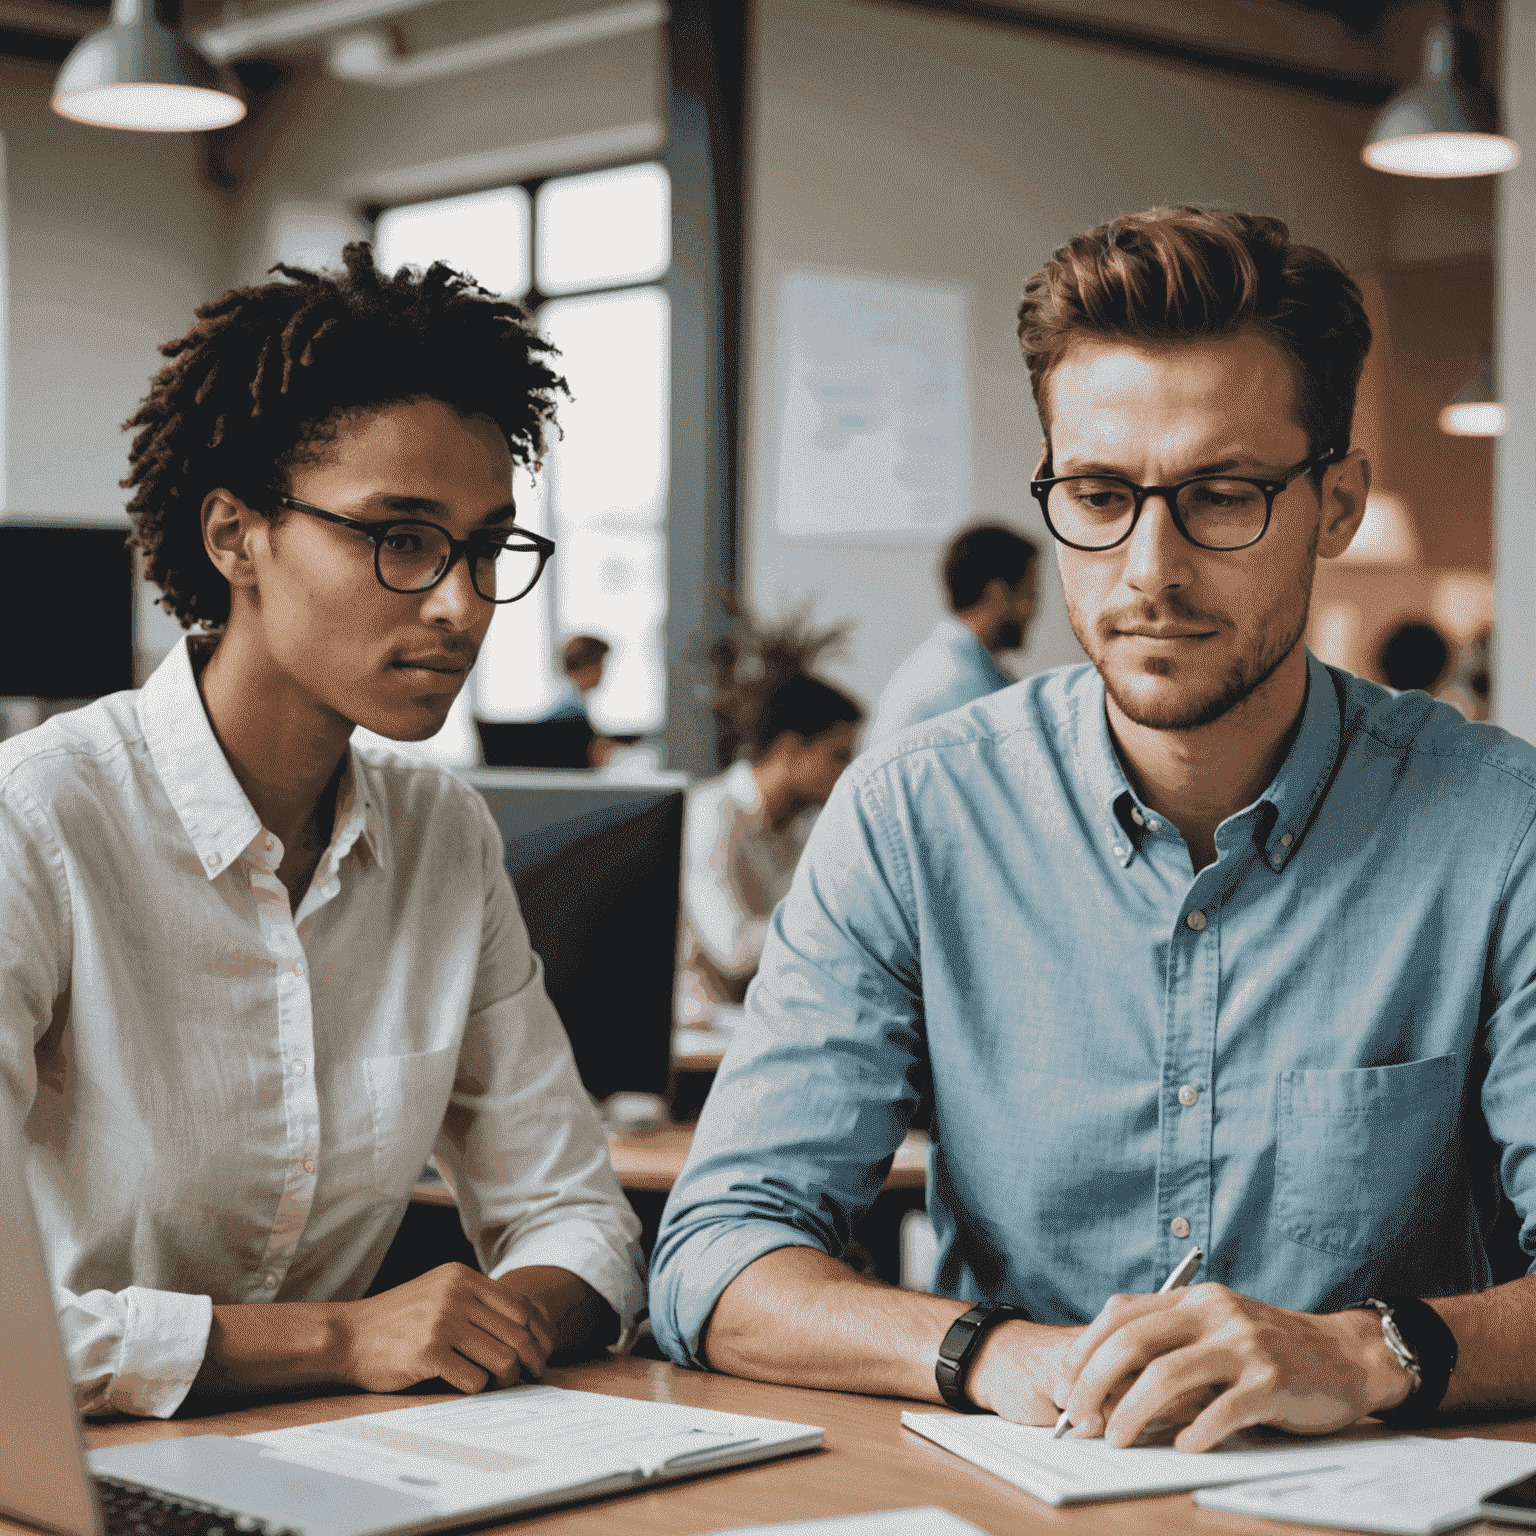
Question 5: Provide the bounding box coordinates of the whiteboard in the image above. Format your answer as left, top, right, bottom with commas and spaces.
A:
768, 272, 974, 541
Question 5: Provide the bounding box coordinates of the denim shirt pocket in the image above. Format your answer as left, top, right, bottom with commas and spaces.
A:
362, 1046, 460, 1198
1273, 1055, 1459, 1260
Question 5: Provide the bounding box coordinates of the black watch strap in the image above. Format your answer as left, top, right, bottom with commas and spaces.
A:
935, 1303, 1030, 1412
1349, 1296, 1459, 1427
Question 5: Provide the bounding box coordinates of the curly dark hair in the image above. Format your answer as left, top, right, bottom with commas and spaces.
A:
708, 595, 862, 766
122, 241, 568, 629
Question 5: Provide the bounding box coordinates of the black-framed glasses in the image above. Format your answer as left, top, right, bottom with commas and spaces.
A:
276, 496, 555, 604
1030, 446, 1341, 552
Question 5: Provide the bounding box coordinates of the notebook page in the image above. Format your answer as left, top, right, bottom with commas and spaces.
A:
902, 1412, 1417, 1506
246, 1384, 821, 1512
1195, 1436, 1536, 1535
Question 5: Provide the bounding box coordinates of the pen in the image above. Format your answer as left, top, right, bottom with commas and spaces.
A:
1051, 1244, 1204, 1439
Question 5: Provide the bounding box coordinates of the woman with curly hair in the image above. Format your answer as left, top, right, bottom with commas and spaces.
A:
0, 245, 643, 1418
678, 602, 863, 1025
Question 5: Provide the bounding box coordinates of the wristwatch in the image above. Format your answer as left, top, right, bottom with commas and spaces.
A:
935, 1303, 1030, 1412
1349, 1296, 1458, 1427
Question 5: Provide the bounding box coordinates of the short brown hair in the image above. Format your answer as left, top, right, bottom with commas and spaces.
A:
1017, 206, 1372, 460
562, 635, 610, 674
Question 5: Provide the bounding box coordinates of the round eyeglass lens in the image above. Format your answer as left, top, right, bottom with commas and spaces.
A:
473, 540, 545, 603
1046, 478, 1136, 548
378, 524, 454, 592
1174, 478, 1269, 549
376, 525, 545, 602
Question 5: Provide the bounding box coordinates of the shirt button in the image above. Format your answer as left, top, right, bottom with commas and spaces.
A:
293, 961, 305, 976
1131, 808, 1145, 826
205, 853, 220, 869
1186, 910, 1207, 931
1170, 1217, 1191, 1239
1148, 819, 1160, 831
293, 1059, 306, 1075
265, 1272, 277, 1287
302, 1158, 315, 1174
1113, 845, 1126, 858
1177, 1084, 1199, 1107
1280, 832, 1294, 846
1271, 853, 1284, 869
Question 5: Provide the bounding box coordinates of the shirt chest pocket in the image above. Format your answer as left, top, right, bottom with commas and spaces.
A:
1272, 1055, 1459, 1260
362, 1046, 460, 1198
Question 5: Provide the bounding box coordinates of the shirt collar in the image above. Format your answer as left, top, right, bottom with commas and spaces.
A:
937, 615, 1011, 686
1069, 648, 1342, 873
139, 635, 387, 879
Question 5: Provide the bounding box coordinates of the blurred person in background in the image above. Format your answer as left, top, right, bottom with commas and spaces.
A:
678, 606, 863, 1028
543, 634, 610, 723
1377, 621, 1451, 696
541, 633, 626, 767
869, 524, 1039, 744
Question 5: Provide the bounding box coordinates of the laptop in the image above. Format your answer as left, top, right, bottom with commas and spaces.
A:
1, 1095, 823, 1536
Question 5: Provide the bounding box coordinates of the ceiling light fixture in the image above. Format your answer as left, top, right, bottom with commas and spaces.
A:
1438, 361, 1508, 437
52, 0, 245, 133
1362, 18, 1518, 178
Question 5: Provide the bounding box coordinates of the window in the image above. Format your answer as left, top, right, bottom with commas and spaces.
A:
371, 164, 671, 755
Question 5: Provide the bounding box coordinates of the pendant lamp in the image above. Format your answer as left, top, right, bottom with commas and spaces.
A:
1438, 361, 1508, 437
52, 0, 244, 132
1362, 18, 1518, 177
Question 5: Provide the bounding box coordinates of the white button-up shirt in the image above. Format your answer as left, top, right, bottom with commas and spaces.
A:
0, 638, 644, 1419
677, 761, 812, 1017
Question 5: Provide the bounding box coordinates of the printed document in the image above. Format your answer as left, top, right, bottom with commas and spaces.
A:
246, 1385, 822, 1517
902, 1411, 1417, 1507
1195, 1435, 1536, 1534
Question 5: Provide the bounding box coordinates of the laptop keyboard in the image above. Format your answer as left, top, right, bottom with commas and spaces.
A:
94, 1475, 302, 1536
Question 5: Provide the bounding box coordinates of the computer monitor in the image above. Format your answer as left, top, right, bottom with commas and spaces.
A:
0, 524, 134, 700
476, 717, 594, 770
462, 768, 688, 1102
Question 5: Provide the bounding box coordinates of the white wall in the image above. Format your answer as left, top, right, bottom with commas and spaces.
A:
0, 54, 231, 671
0, 56, 229, 524
743, 0, 1391, 715
227, 25, 666, 281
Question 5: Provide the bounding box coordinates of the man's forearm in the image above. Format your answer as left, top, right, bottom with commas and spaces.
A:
704, 1244, 1075, 1407
703, 1247, 972, 1400
1431, 1273, 1536, 1413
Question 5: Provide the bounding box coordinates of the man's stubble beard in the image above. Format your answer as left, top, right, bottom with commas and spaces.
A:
1066, 526, 1318, 732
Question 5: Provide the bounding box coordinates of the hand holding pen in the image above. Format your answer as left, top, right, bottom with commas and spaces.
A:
1051, 1245, 1204, 1438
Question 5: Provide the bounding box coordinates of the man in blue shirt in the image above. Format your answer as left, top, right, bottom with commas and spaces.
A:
868, 526, 1039, 744
651, 206, 1536, 1447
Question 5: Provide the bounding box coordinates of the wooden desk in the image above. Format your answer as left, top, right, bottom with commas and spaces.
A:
411, 1129, 930, 1207
54, 1358, 1536, 1536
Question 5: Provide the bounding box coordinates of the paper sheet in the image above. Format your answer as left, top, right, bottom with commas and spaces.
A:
1195, 1435, 1536, 1535
902, 1411, 1420, 1507
245, 1385, 820, 1514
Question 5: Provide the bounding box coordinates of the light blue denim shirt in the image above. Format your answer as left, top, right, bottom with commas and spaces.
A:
868, 617, 1014, 744
651, 652, 1536, 1368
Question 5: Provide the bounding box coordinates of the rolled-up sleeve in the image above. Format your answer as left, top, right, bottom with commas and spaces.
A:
650, 763, 927, 1368
2, 786, 214, 1419
434, 799, 645, 1339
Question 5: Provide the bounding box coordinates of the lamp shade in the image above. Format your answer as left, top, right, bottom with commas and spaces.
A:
52, 0, 244, 132
1362, 20, 1518, 177
1438, 361, 1508, 437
